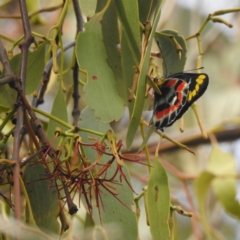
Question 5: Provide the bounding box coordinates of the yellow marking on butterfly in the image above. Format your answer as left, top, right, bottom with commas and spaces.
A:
196, 75, 205, 84
195, 83, 199, 92
192, 89, 197, 97
188, 92, 192, 101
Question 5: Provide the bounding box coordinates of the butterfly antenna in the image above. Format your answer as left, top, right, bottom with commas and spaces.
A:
183, 67, 204, 73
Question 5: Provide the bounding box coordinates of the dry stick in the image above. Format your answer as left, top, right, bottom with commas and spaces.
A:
72, 62, 81, 126
0, 41, 14, 76
35, 41, 75, 107
72, 0, 84, 33
12, 0, 34, 222
22, 111, 51, 172
15, 79, 56, 159
72, 0, 84, 126
148, 127, 240, 154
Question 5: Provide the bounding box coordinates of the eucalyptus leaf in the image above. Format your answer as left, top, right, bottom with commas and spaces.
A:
155, 30, 187, 76
147, 158, 170, 240
23, 161, 60, 234
10, 42, 46, 95
99, 0, 127, 104
76, 13, 124, 123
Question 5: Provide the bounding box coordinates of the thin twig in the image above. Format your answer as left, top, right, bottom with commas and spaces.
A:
71, 0, 84, 126
72, 61, 81, 126
35, 42, 75, 107
72, 0, 84, 32
13, 0, 34, 222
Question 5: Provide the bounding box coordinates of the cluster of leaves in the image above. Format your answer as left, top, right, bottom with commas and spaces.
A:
0, 0, 240, 240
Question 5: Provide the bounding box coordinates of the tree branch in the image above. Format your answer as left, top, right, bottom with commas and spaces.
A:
72, 0, 84, 126
147, 127, 240, 154
13, 0, 34, 222
34, 41, 75, 107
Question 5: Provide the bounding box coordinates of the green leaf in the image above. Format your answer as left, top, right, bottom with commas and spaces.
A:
76, 12, 125, 123
10, 42, 46, 95
98, 0, 127, 104
155, 30, 187, 76
79, 0, 97, 17
114, 0, 141, 63
147, 158, 170, 240
0, 85, 16, 112
23, 161, 60, 234
47, 84, 68, 147
138, 0, 154, 24
118, 0, 141, 112
79, 107, 138, 240
195, 171, 215, 240
126, 0, 163, 149
207, 146, 240, 219
121, 32, 136, 114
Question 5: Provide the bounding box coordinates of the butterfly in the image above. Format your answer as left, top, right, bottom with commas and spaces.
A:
153, 73, 209, 131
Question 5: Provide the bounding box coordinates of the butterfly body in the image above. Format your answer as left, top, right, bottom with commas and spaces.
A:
153, 73, 209, 131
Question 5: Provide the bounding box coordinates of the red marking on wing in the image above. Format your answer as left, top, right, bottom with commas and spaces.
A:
164, 79, 177, 87
176, 82, 186, 92
165, 107, 171, 116
155, 79, 188, 122
170, 106, 175, 112
155, 110, 165, 119
176, 93, 183, 105
92, 76, 98, 80
155, 105, 176, 120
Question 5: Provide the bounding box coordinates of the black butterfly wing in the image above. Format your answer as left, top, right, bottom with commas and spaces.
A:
153, 79, 189, 130
169, 73, 209, 119
153, 73, 209, 130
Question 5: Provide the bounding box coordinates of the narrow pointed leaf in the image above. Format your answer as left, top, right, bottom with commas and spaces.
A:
114, 0, 141, 63
99, 0, 127, 104
147, 158, 170, 240
138, 0, 154, 24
